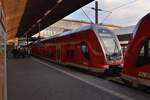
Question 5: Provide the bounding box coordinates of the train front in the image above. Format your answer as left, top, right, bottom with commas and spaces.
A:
96, 26, 123, 76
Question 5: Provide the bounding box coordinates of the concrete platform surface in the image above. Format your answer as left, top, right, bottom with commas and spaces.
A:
7, 57, 150, 100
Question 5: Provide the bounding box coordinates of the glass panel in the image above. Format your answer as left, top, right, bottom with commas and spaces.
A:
80, 42, 90, 59
81, 45, 88, 54
137, 39, 150, 67
139, 46, 144, 56
102, 37, 119, 54
97, 28, 122, 61
97, 28, 114, 37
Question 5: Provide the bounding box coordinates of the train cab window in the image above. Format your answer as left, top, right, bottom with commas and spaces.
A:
80, 42, 90, 59
136, 39, 150, 67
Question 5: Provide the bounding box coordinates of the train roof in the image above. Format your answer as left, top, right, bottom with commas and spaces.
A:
39, 24, 108, 43
133, 12, 150, 38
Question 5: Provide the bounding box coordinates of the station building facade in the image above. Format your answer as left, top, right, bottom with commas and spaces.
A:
112, 25, 135, 53
33, 19, 121, 38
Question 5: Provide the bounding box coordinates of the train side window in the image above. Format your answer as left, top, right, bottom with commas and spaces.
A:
136, 39, 150, 67
80, 42, 90, 59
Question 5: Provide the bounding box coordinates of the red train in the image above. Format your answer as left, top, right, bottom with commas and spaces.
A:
122, 13, 150, 88
31, 25, 123, 75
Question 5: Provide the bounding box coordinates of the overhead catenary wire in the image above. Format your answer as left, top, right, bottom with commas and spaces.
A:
100, 0, 137, 15
111, 0, 137, 12
100, 12, 112, 24
79, 0, 139, 25
100, 0, 138, 24
81, 8, 94, 24
85, 0, 138, 24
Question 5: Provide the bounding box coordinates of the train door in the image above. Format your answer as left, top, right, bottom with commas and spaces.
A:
136, 38, 150, 86
56, 44, 61, 63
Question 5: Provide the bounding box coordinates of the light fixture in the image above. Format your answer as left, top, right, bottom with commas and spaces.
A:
57, 0, 63, 4
37, 19, 42, 23
44, 10, 52, 16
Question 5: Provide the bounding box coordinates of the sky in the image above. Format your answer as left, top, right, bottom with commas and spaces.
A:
64, 0, 150, 27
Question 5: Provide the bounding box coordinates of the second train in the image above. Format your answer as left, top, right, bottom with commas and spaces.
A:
31, 25, 123, 76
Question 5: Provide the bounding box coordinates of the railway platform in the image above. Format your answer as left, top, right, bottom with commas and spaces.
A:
7, 57, 150, 100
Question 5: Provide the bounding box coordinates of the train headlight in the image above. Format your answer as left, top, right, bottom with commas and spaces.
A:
103, 65, 109, 69
119, 64, 124, 68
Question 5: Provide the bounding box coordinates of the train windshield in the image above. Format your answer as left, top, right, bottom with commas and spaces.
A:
97, 28, 122, 61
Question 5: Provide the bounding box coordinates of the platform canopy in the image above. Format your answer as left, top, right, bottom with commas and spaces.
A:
3, 0, 93, 40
